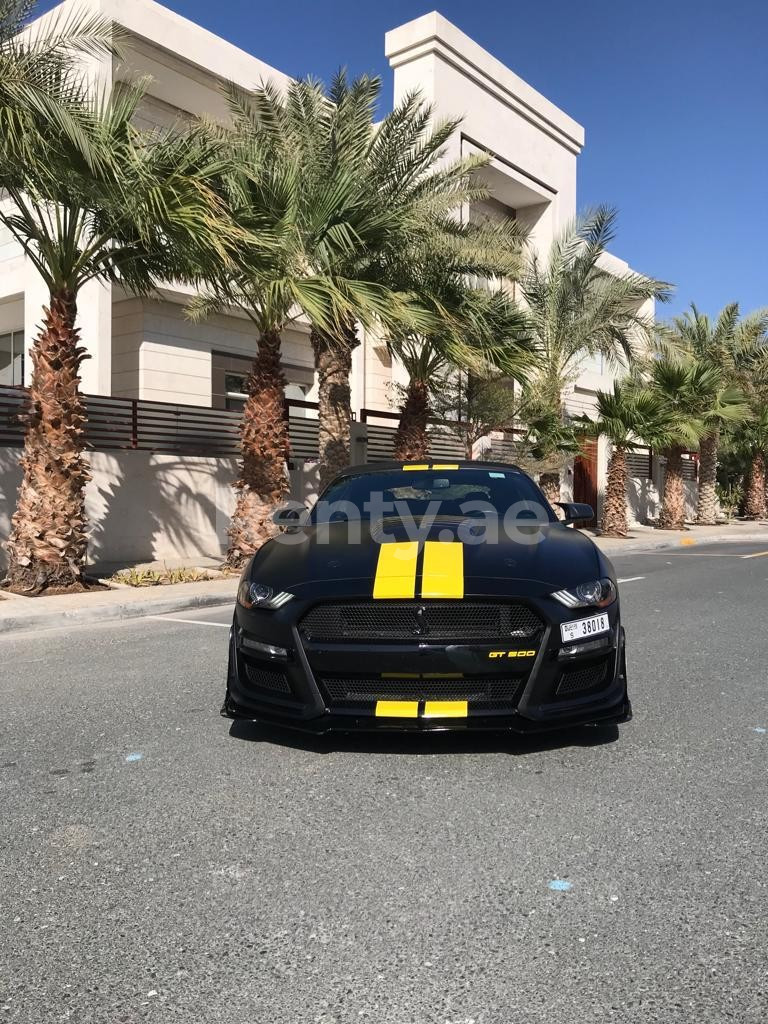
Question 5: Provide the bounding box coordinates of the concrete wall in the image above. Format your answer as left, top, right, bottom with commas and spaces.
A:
0, 446, 238, 569
626, 459, 698, 526
0, 444, 327, 570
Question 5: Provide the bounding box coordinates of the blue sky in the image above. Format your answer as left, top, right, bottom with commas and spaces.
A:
76, 0, 768, 317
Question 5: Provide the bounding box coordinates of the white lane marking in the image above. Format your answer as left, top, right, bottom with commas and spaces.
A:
145, 615, 230, 628
617, 576, 645, 583
740, 550, 768, 559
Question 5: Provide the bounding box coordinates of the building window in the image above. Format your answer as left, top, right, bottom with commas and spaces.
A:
211, 351, 314, 412
0, 330, 24, 386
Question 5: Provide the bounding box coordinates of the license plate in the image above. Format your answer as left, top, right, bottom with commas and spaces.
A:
560, 612, 610, 643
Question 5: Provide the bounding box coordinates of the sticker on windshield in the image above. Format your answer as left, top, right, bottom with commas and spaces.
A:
488, 472, 505, 478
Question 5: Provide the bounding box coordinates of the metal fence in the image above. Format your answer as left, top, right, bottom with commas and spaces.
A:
1, 385, 478, 464
0, 385, 321, 459
359, 408, 466, 462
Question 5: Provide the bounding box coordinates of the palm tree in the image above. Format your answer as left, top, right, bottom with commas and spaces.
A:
251, 72, 526, 488
580, 382, 671, 537
390, 285, 533, 461
1, 0, 120, 157
646, 358, 747, 530
738, 410, 768, 519
656, 303, 768, 524
191, 81, 433, 563
520, 206, 671, 499
0, 84, 236, 592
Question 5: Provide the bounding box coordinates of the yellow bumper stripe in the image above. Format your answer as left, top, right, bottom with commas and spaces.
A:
423, 700, 468, 718
431, 463, 459, 470
373, 541, 419, 599
376, 700, 419, 718
421, 541, 464, 599
402, 464, 429, 471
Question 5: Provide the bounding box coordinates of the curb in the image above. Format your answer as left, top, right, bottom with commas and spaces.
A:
0, 589, 236, 636
593, 530, 768, 558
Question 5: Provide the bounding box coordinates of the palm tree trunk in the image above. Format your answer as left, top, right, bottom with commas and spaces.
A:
696, 430, 719, 525
312, 324, 357, 491
226, 328, 290, 567
658, 445, 686, 529
744, 453, 767, 520
539, 472, 560, 505
5, 291, 90, 593
393, 378, 430, 461
600, 446, 629, 537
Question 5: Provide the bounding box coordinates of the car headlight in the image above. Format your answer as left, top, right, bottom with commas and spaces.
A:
551, 578, 617, 609
236, 580, 293, 610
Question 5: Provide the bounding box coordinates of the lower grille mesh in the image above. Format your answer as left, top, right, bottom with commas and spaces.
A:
301, 602, 543, 642
244, 663, 291, 694
556, 661, 609, 696
320, 676, 524, 707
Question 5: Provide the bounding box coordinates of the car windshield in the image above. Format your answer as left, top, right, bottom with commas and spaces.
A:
312, 467, 555, 522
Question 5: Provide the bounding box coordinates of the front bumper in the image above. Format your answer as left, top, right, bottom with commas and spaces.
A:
223, 596, 631, 735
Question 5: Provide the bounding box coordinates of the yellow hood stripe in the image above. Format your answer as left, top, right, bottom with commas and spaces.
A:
421, 541, 464, 599
372, 541, 419, 599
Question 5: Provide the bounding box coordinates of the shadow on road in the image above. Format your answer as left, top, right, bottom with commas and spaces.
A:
228, 719, 620, 756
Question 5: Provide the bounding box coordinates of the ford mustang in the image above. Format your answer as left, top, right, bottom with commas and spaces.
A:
222, 461, 631, 734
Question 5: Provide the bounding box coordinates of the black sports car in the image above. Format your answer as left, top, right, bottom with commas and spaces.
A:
223, 461, 631, 734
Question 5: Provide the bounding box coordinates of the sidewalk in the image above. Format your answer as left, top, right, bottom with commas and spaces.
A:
586, 520, 768, 557
0, 576, 239, 636
2, 521, 768, 637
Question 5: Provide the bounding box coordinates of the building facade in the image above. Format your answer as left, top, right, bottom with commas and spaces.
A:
0, 0, 669, 533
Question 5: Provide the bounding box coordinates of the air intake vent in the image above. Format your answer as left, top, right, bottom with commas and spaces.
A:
556, 661, 609, 696
244, 663, 291, 694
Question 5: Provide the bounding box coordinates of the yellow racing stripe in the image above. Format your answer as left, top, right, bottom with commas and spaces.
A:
402, 464, 429, 471
422, 700, 468, 718
373, 541, 419, 599
431, 463, 459, 470
421, 540, 464, 599
375, 700, 419, 718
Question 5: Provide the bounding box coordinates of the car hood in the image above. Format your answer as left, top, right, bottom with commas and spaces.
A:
249, 517, 603, 597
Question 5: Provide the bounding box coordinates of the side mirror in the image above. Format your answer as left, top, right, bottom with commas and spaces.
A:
272, 504, 308, 528
555, 502, 594, 525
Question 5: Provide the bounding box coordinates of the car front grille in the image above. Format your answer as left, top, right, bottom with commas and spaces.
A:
319, 675, 525, 709
300, 602, 544, 643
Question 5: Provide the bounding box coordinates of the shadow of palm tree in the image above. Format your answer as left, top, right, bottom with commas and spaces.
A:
87, 450, 237, 572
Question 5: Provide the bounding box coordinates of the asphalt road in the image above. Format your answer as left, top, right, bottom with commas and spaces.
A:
2, 543, 768, 1023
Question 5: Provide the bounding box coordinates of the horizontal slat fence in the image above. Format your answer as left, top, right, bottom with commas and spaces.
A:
0, 384, 320, 459
360, 408, 466, 462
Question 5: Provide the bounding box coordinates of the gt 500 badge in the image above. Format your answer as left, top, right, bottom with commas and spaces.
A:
488, 649, 536, 659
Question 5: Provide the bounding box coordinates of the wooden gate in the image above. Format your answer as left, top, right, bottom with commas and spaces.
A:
573, 438, 598, 526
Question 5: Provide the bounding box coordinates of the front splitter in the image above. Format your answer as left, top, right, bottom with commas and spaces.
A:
222, 694, 632, 735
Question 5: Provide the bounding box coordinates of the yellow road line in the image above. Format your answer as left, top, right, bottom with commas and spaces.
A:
373, 541, 419, 599
421, 540, 464, 599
